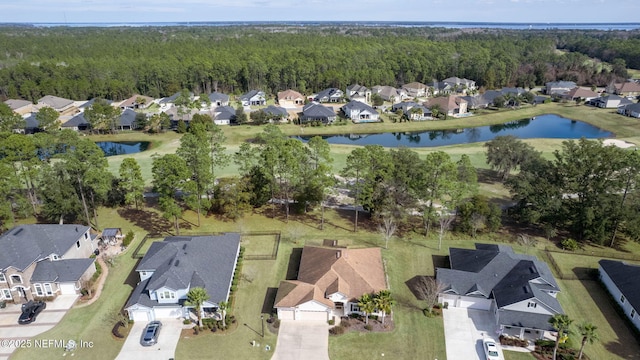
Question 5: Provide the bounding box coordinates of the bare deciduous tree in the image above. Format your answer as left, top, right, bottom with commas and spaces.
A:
378, 212, 397, 249
414, 276, 446, 314
517, 233, 537, 254
437, 214, 455, 250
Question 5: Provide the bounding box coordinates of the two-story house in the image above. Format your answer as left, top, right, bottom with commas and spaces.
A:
125, 233, 241, 322
239, 90, 266, 106
341, 100, 380, 123
0, 225, 96, 302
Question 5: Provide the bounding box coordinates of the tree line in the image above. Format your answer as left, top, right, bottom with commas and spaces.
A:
0, 26, 631, 103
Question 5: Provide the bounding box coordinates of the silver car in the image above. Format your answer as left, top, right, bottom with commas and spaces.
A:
140, 321, 162, 346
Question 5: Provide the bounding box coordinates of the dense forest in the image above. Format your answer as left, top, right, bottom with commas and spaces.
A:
0, 26, 636, 102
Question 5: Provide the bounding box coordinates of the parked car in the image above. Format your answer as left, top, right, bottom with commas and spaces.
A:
140, 321, 162, 346
483, 338, 501, 360
18, 300, 46, 324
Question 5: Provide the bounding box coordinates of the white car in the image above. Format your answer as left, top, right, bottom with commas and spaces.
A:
483, 338, 500, 360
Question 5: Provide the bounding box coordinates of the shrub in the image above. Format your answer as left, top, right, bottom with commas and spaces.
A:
272, 319, 281, 329
329, 325, 345, 335
183, 319, 191, 325
112, 321, 125, 338
123, 230, 135, 247
364, 324, 373, 331
328, 319, 335, 325
340, 318, 351, 328
561, 238, 579, 251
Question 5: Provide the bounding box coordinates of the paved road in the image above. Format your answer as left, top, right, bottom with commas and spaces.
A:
271, 320, 329, 360
0, 295, 78, 360
114, 318, 182, 360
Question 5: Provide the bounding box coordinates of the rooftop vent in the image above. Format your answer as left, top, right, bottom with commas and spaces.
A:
174, 259, 180, 267
13, 228, 23, 236
523, 286, 529, 294
182, 244, 187, 250
336, 250, 341, 259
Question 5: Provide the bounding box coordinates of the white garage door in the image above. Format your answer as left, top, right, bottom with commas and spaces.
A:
131, 310, 151, 322
278, 309, 295, 320
153, 307, 182, 318
59, 283, 77, 295
299, 311, 328, 321
458, 297, 492, 311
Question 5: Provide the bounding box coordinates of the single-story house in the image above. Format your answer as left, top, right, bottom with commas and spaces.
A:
391, 102, 432, 120
213, 106, 236, 125
118, 108, 138, 130
275, 245, 387, 321
314, 88, 344, 103
300, 102, 336, 125
61, 113, 90, 131
118, 94, 154, 110
341, 100, 379, 123
0, 225, 96, 302
261, 105, 289, 123
545, 81, 577, 96
606, 81, 640, 98
208, 92, 230, 107
239, 90, 266, 106
277, 89, 305, 107
125, 233, 241, 322
564, 87, 599, 102
37, 95, 76, 115
346, 84, 371, 103
4, 99, 34, 116
588, 95, 633, 109
437, 243, 564, 340
598, 259, 640, 332
426, 95, 468, 117
618, 103, 640, 118
159, 91, 194, 111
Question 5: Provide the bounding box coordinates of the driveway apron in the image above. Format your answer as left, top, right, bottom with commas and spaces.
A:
443, 307, 504, 360
114, 318, 182, 360
271, 320, 329, 360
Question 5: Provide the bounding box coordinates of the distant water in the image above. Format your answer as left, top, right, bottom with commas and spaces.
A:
5, 21, 640, 31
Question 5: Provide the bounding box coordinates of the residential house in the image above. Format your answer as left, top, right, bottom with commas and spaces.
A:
544, 81, 577, 96
599, 260, 640, 332
118, 95, 154, 110
0, 224, 96, 302
21, 113, 41, 134
4, 99, 34, 116
426, 95, 468, 117
619, 103, 640, 118
159, 91, 194, 111
391, 102, 432, 120
37, 95, 76, 115
117, 108, 138, 130
275, 245, 387, 321
588, 95, 633, 109
262, 105, 289, 123
346, 84, 371, 103
277, 89, 305, 107
314, 88, 344, 103
239, 90, 266, 106
213, 106, 236, 125
207, 92, 230, 107
430, 81, 453, 96
341, 100, 380, 123
300, 102, 336, 125
564, 87, 599, 102
372, 85, 407, 104
606, 81, 640, 98
443, 77, 477, 94
125, 233, 241, 322
61, 113, 90, 131
437, 243, 564, 340
402, 82, 429, 98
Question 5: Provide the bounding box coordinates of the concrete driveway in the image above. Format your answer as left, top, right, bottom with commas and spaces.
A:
0, 295, 78, 360
443, 307, 504, 360
114, 318, 182, 360
271, 320, 329, 360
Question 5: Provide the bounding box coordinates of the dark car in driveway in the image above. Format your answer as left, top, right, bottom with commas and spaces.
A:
18, 300, 47, 324
140, 321, 162, 346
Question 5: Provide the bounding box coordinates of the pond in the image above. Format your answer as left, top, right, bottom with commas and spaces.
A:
96, 141, 150, 156
294, 114, 613, 147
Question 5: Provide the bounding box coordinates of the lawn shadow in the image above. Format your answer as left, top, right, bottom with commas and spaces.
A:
285, 248, 303, 280
119, 258, 142, 314
477, 168, 501, 185
571, 267, 595, 280
405, 275, 430, 301
575, 279, 640, 360
261, 287, 278, 315
334, 208, 376, 233
432, 255, 449, 270
117, 207, 173, 235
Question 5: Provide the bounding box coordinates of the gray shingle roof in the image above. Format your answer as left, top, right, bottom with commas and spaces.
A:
214, 106, 235, 121
38, 95, 74, 110
119, 108, 137, 127
31, 258, 95, 282
208, 92, 230, 103
0, 225, 90, 272
599, 259, 640, 313
62, 113, 89, 128
240, 90, 265, 101
498, 309, 556, 331
302, 102, 335, 118
341, 100, 378, 115
127, 233, 240, 308
262, 105, 288, 117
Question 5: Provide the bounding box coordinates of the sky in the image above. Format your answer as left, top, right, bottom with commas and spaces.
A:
1, 0, 639, 24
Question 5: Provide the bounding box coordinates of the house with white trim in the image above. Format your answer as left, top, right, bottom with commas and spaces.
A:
599, 260, 640, 332
437, 243, 564, 340
274, 245, 387, 322
341, 100, 379, 123
0, 225, 96, 302
125, 233, 240, 322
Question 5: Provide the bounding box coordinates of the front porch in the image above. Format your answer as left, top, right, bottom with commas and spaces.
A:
501, 325, 552, 341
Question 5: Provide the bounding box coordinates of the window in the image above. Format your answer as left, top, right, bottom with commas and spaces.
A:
52, 254, 59, 261
84, 233, 89, 240
76, 240, 81, 248
159, 291, 175, 300
0, 273, 5, 283
2, 289, 11, 300
621, 295, 626, 303
350, 304, 361, 312
631, 309, 636, 319
527, 302, 537, 308
44, 283, 53, 296
10, 275, 22, 284
34, 284, 44, 297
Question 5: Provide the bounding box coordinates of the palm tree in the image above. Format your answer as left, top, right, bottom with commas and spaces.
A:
374, 290, 394, 325
186, 287, 210, 327
549, 314, 573, 360
577, 322, 598, 360
218, 301, 229, 328
358, 293, 375, 325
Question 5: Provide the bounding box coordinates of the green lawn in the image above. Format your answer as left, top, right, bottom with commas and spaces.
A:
503, 350, 536, 360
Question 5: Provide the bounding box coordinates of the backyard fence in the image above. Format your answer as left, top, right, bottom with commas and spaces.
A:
544, 246, 640, 280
